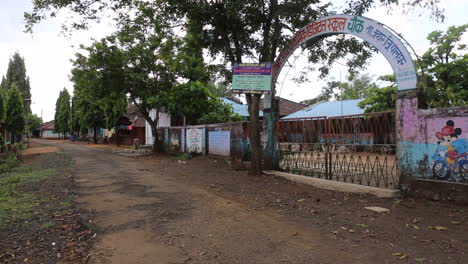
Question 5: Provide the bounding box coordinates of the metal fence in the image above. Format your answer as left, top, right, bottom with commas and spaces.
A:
277, 112, 398, 189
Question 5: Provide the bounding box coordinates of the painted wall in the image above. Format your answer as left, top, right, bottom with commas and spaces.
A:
208, 131, 231, 156
397, 92, 468, 183
186, 128, 205, 154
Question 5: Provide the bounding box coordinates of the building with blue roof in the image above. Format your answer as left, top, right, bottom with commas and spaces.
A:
282, 99, 365, 119
221, 97, 263, 120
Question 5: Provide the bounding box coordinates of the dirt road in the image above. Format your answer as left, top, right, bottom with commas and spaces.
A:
35, 139, 468, 264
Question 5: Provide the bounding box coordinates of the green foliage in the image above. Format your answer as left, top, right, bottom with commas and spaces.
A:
160, 82, 240, 125
5, 84, 26, 141
26, 113, 42, 133
70, 52, 127, 133
2, 52, 32, 113
358, 86, 397, 113
300, 94, 331, 106
54, 88, 72, 136
0, 154, 19, 174
419, 24, 468, 108
301, 74, 377, 105
0, 89, 5, 122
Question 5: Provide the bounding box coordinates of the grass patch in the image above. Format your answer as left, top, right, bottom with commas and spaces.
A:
0, 153, 73, 228
0, 154, 20, 174
172, 152, 196, 160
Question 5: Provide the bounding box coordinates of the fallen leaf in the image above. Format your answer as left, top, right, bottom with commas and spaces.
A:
450, 221, 461, 225
412, 224, 420, 230
356, 224, 367, 227
348, 229, 355, 233
297, 199, 305, 202
415, 258, 425, 262
341, 227, 348, 231
434, 226, 447, 231
399, 254, 408, 260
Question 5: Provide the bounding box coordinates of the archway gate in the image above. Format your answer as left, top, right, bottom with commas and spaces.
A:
264, 15, 418, 189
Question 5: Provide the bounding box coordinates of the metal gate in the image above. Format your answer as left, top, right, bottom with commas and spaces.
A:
277, 112, 397, 189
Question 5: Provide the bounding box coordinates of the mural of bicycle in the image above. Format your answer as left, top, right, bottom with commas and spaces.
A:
432, 120, 468, 182
432, 154, 468, 182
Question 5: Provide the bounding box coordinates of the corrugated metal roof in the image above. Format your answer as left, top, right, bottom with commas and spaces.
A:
221, 98, 263, 117
282, 99, 364, 119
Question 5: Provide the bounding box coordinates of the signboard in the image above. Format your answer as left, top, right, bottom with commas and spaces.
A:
272, 15, 417, 91
232, 63, 272, 94
208, 131, 230, 156
186, 128, 204, 153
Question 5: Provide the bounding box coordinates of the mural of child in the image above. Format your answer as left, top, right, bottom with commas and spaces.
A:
432, 120, 468, 181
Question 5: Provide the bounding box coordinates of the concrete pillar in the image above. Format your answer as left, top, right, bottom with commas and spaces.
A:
263, 96, 280, 170
396, 89, 420, 189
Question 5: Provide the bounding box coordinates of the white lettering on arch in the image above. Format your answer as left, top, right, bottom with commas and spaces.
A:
273, 15, 417, 91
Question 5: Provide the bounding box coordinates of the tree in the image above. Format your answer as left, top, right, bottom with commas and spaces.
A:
162, 82, 241, 125
25, 0, 446, 175
301, 74, 376, 105
71, 52, 127, 143
54, 88, 71, 139
358, 86, 397, 113
0, 89, 5, 122
5, 84, 25, 143
420, 24, 468, 108
26, 113, 42, 134
2, 52, 32, 112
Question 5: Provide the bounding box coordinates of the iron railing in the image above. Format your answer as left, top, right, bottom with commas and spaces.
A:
277, 112, 398, 189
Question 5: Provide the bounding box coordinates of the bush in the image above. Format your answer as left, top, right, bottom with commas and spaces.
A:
0, 154, 19, 174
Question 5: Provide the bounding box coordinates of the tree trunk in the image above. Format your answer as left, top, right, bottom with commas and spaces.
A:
93, 126, 97, 144
246, 94, 262, 176
151, 124, 164, 153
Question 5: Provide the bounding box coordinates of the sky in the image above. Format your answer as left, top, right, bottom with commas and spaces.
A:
0, 0, 467, 121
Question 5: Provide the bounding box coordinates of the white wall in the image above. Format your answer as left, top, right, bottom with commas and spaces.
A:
145, 110, 171, 145
42, 130, 60, 138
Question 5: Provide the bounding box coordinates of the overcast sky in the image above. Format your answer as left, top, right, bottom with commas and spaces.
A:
0, 0, 467, 121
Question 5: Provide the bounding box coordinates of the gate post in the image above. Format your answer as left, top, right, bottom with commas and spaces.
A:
263, 96, 280, 170
395, 88, 419, 190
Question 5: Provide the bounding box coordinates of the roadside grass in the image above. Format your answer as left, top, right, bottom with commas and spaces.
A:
172, 152, 195, 160
0, 150, 95, 263
0, 152, 74, 228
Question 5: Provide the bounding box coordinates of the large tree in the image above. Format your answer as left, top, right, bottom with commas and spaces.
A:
5, 84, 26, 143
2, 52, 32, 113
25, 0, 445, 175
71, 52, 127, 143
54, 88, 72, 139
420, 24, 468, 108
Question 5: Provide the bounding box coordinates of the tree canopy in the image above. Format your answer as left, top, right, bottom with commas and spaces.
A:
24, 0, 447, 175
420, 24, 468, 108
54, 88, 71, 137
1, 52, 32, 113
5, 84, 26, 143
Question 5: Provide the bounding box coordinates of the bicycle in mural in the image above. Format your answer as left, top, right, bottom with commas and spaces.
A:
432, 120, 468, 182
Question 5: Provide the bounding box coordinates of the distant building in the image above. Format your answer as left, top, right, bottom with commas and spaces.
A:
39, 120, 60, 139
282, 99, 364, 119
260, 97, 308, 118
112, 104, 148, 145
